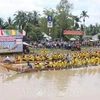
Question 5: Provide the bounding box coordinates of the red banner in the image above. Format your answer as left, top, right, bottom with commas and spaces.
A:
63, 30, 83, 35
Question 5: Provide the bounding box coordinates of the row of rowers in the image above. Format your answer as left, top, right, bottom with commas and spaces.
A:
16, 51, 100, 62
35, 57, 100, 69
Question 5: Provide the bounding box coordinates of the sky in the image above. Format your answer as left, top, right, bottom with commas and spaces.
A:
0, 0, 100, 26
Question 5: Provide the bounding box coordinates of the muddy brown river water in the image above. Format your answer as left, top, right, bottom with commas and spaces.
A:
0, 66, 100, 100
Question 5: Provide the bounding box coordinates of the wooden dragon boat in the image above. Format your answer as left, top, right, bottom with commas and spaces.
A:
1, 64, 19, 71
0, 63, 65, 73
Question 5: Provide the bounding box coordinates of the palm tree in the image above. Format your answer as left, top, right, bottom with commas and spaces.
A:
80, 11, 89, 24
80, 10, 89, 37
33, 11, 40, 25
13, 10, 27, 30
27, 12, 34, 24
0, 17, 4, 29
4, 17, 14, 28
73, 16, 81, 30
27, 11, 40, 25
7, 17, 13, 25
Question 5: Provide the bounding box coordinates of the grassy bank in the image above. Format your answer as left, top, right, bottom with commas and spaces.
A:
0, 46, 99, 57
30, 46, 100, 54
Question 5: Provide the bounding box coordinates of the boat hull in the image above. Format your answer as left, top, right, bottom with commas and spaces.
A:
1, 64, 67, 73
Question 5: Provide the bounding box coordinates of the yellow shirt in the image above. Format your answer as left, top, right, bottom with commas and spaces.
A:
41, 50, 47, 56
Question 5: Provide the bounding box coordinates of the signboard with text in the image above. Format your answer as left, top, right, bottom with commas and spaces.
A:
63, 30, 83, 35
0, 36, 23, 53
47, 15, 53, 28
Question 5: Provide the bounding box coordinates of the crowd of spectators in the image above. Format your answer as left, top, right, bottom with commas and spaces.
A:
23, 36, 100, 54
82, 41, 100, 47
31, 40, 100, 50
23, 35, 100, 52
32, 41, 82, 51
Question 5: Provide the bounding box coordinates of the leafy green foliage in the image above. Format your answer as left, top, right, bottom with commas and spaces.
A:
25, 23, 43, 41
0, 17, 5, 28
98, 35, 100, 40
5, 25, 15, 29
80, 11, 89, 23
0, 0, 100, 42
56, 0, 73, 39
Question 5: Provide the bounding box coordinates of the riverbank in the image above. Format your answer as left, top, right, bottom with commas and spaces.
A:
0, 46, 99, 56
31, 46, 100, 54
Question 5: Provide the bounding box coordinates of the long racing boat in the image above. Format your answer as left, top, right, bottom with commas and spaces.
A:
0, 63, 64, 73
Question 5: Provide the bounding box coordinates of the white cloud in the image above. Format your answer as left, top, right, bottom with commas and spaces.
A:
70, 0, 100, 26
0, 0, 60, 19
0, 0, 41, 18
0, 0, 100, 26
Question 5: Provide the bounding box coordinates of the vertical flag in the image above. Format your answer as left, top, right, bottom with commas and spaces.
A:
16, 30, 19, 35
12, 30, 16, 35
0, 30, 1, 36
6, 30, 10, 36
1, 30, 4, 36
22, 30, 26, 36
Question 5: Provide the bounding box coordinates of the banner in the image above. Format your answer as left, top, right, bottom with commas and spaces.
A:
63, 30, 83, 35
0, 36, 23, 53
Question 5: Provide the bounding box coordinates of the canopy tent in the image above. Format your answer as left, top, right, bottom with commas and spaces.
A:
89, 40, 94, 42
89, 39, 99, 42
42, 32, 52, 41
70, 38, 76, 41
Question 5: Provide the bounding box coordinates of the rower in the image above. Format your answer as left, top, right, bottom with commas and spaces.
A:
66, 54, 71, 62
27, 61, 32, 68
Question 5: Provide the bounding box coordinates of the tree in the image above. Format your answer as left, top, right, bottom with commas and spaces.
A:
56, 0, 73, 39
73, 16, 81, 30
43, 8, 56, 16
98, 35, 100, 40
85, 24, 100, 36
80, 11, 89, 24
25, 23, 43, 41
27, 11, 40, 26
38, 17, 48, 34
13, 10, 40, 31
4, 17, 15, 29
80, 11, 89, 37
0, 17, 5, 28
6, 25, 15, 29
5, 17, 13, 25
13, 10, 27, 30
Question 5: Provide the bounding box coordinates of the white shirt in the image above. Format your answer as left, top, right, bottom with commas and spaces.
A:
5, 56, 11, 61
